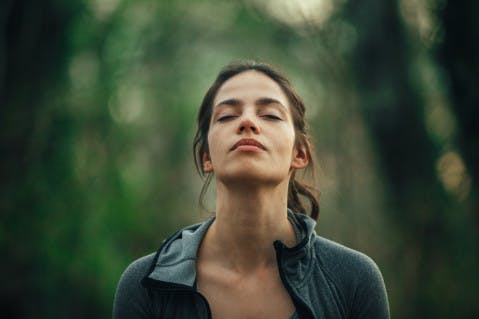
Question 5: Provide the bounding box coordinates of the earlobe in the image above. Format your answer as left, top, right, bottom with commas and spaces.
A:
203, 161, 213, 173
202, 153, 213, 173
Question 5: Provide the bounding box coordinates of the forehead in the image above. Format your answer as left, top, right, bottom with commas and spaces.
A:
213, 70, 289, 107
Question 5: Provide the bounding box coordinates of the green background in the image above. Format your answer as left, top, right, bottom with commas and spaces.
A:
1, 0, 478, 318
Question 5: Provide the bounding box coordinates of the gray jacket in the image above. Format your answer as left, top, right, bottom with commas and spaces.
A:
113, 212, 390, 318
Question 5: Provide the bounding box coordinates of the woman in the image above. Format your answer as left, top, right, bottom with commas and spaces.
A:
113, 61, 390, 319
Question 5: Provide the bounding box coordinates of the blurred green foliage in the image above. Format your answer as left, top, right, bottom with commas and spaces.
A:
1, 0, 478, 318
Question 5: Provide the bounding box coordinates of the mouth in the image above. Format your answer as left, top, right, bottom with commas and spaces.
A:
230, 138, 266, 151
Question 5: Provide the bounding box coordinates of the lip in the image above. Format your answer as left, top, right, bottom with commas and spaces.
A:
230, 138, 266, 152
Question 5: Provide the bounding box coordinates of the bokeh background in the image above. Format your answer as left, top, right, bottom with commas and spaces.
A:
1, 0, 478, 318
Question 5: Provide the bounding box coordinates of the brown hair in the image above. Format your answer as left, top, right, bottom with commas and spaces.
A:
193, 61, 320, 220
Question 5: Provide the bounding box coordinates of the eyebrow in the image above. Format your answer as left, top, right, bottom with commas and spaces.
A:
214, 97, 287, 109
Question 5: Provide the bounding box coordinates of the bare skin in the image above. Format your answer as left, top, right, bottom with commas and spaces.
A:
196, 182, 297, 319
196, 71, 309, 318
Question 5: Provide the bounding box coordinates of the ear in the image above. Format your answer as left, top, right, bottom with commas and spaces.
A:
291, 144, 309, 169
202, 152, 213, 173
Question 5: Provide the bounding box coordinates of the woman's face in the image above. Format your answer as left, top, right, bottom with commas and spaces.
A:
203, 70, 308, 185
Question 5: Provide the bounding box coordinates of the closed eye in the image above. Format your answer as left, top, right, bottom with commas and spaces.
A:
262, 114, 282, 120
218, 115, 237, 122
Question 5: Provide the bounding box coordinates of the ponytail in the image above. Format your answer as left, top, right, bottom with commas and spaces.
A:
288, 172, 320, 221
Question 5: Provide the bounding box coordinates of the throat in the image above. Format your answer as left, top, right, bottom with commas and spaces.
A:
201, 213, 298, 273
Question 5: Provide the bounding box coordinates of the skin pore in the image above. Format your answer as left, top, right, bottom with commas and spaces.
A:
196, 70, 309, 319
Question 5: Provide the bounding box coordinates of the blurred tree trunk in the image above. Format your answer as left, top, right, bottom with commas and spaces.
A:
436, 3, 479, 316
0, 1, 103, 318
1, 0, 58, 316
342, 0, 475, 317
438, 0, 479, 231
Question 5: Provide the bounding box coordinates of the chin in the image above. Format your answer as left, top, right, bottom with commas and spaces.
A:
217, 167, 287, 186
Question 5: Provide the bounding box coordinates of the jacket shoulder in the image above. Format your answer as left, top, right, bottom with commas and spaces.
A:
312, 235, 389, 318
313, 235, 381, 279
113, 253, 156, 319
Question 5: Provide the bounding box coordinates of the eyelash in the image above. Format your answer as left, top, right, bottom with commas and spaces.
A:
217, 114, 282, 122
262, 114, 282, 120
217, 115, 237, 122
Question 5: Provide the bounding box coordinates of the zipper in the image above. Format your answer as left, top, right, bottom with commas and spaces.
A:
169, 287, 212, 319
144, 279, 212, 319
274, 240, 316, 319
196, 290, 212, 319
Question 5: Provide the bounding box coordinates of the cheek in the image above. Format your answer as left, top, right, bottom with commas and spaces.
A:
286, 130, 299, 161
206, 125, 216, 148
207, 128, 223, 159
281, 127, 296, 150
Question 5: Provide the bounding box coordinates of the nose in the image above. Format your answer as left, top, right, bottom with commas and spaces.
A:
237, 115, 260, 134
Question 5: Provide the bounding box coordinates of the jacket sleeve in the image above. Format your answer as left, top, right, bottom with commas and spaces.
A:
112, 254, 155, 319
349, 254, 390, 319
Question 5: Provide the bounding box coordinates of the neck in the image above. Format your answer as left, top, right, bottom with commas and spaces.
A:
204, 180, 297, 272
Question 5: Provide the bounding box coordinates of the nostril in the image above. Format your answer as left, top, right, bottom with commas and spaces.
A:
237, 118, 260, 134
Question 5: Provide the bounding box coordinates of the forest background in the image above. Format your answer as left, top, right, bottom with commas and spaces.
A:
1, 0, 478, 318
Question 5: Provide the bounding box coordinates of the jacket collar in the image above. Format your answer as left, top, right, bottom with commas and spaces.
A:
143, 211, 317, 289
